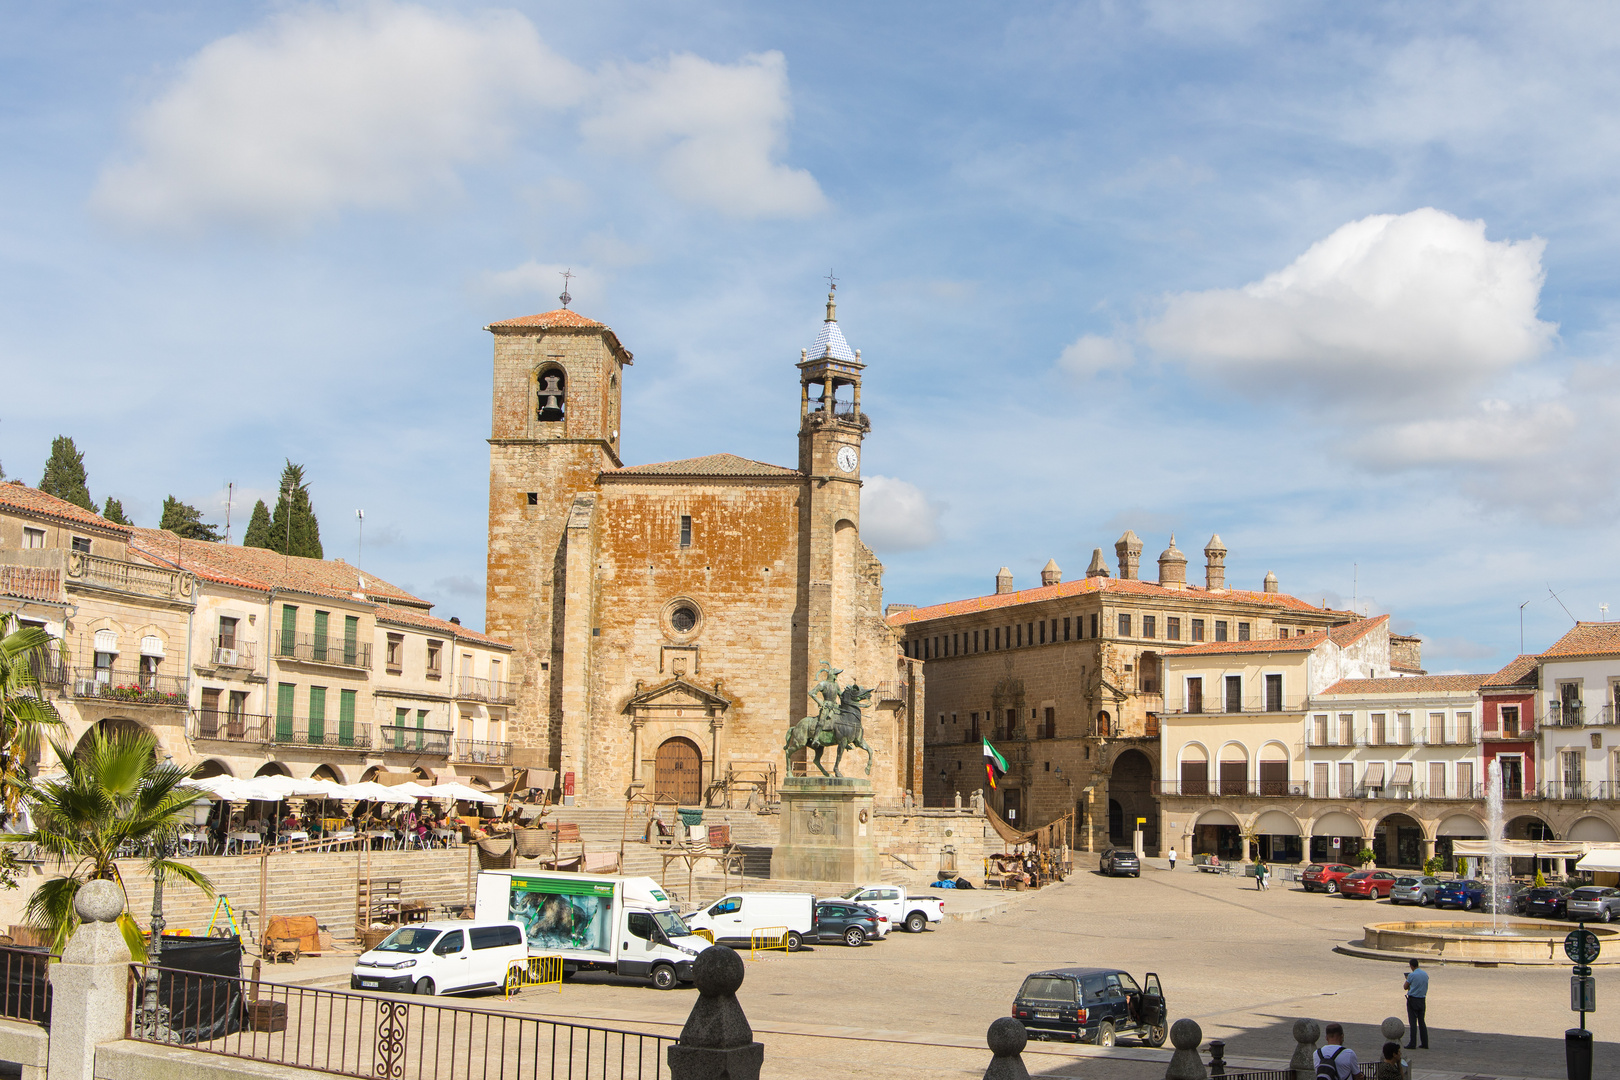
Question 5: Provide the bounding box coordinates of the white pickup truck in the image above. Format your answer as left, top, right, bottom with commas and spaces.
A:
823, 885, 945, 933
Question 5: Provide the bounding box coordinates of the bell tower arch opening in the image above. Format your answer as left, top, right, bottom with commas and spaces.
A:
536, 364, 566, 422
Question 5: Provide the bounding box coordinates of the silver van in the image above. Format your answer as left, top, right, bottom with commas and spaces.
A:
351, 921, 527, 996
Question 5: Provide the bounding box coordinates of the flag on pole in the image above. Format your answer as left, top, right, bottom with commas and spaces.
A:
983, 738, 1008, 789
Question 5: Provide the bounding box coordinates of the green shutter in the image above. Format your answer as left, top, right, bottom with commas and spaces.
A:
308, 686, 326, 744
312, 611, 329, 662
395, 707, 408, 750
416, 709, 428, 750
276, 683, 295, 741
279, 605, 297, 657
339, 689, 356, 746
344, 616, 359, 665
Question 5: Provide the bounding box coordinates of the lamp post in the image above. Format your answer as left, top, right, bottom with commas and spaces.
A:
140, 793, 210, 1036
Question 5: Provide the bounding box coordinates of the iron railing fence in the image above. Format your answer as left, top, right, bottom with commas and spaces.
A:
1156, 781, 1486, 801
0, 945, 51, 1024
189, 709, 272, 743
273, 631, 372, 670
456, 677, 517, 704
71, 666, 188, 706
208, 637, 257, 669
454, 739, 513, 765
125, 964, 670, 1080
380, 725, 453, 755
272, 717, 374, 750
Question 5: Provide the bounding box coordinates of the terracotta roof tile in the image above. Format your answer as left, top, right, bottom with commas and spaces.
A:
1318, 674, 1488, 696
129, 529, 428, 606
0, 566, 61, 603
1540, 622, 1620, 660
373, 602, 510, 649
1482, 654, 1540, 689
486, 308, 605, 329
0, 482, 131, 537
607, 453, 801, 479
1329, 614, 1390, 648
886, 576, 1351, 626
1166, 632, 1328, 657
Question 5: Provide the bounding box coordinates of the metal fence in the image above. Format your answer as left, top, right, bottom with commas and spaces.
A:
0, 945, 50, 1024
126, 963, 671, 1080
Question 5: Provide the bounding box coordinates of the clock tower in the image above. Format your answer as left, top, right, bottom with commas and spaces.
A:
798, 287, 869, 683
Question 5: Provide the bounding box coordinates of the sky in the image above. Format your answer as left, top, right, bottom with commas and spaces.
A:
4, 2, 1620, 674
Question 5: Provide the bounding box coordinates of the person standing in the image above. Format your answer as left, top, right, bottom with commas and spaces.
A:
1404, 959, 1430, 1049
1167, 847, 1177, 870
1314, 1023, 1359, 1080
1255, 858, 1268, 891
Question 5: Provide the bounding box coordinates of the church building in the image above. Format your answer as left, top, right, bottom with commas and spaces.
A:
484, 292, 917, 807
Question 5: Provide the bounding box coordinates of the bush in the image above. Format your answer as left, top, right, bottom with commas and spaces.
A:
1423, 857, 1444, 877
1356, 848, 1377, 865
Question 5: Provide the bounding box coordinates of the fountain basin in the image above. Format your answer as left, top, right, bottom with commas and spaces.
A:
1351, 921, 1620, 965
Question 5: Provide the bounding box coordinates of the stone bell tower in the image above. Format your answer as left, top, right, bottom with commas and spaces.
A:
797, 286, 869, 685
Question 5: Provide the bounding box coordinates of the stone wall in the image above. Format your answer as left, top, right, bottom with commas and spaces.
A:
872, 808, 992, 886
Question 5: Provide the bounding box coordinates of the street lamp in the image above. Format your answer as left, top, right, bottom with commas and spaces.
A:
140, 778, 210, 1037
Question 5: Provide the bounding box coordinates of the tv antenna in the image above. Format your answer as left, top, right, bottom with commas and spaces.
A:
1548, 586, 1578, 626
356, 509, 365, 571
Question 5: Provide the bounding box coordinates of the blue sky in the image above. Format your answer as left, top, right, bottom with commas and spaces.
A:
4, 2, 1620, 673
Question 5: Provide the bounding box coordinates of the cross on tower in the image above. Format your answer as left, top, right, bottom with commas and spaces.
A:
825, 269, 838, 292
559, 268, 574, 309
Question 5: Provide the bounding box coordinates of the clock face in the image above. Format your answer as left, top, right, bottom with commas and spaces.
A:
836, 445, 858, 474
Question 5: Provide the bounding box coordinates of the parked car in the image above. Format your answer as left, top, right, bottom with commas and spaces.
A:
1481, 881, 1528, 915
1434, 878, 1486, 910
1301, 863, 1358, 894
1012, 966, 1167, 1047
686, 892, 816, 951
811, 901, 882, 946
1339, 870, 1398, 899
1389, 876, 1440, 906
1099, 848, 1140, 877
824, 885, 945, 933
1520, 886, 1572, 919
351, 921, 527, 996
1566, 886, 1620, 922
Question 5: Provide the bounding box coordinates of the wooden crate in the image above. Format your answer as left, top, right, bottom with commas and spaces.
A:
247, 1000, 288, 1032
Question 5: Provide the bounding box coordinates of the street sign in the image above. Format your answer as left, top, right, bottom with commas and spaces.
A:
1566, 930, 1602, 965
1572, 975, 1597, 1012
1332, 837, 1341, 848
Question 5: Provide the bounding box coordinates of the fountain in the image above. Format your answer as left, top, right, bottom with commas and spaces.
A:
1343, 758, 1620, 965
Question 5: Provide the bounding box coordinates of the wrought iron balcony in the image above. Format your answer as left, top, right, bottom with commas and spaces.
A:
379, 725, 452, 756
456, 676, 516, 704
206, 637, 257, 670
66, 551, 193, 603
189, 710, 272, 743
1540, 780, 1596, 801
272, 631, 372, 670
270, 716, 372, 750
454, 739, 513, 765
71, 667, 188, 707
1548, 701, 1586, 727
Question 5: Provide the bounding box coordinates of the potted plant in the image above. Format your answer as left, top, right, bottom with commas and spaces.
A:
1357, 847, 1377, 869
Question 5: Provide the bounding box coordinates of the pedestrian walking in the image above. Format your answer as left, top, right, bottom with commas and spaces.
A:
1167, 847, 1177, 870
1254, 858, 1268, 890
1404, 959, 1430, 1049
1313, 1023, 1359, 1080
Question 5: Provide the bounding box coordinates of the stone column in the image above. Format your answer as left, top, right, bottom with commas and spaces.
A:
1166, 1019, 1208, 1080
667, 947, 763, 1080
1240, 835, 1251, 862
48, 880, 133, 1080
629, 718, 645, 787
1289, 1019, 1321, 1079
982, 1017, 1029, 1079
1420, 837, 1435, 867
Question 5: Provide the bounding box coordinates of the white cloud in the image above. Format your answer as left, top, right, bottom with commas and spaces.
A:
1141, 208, 1556, 409
473, 261, 603, 311
860, 475, 943, 553
93, 3, 581, 233
1349, 398, 1576, 469
581, 52, 827, 219
1057, 333, 1134, 379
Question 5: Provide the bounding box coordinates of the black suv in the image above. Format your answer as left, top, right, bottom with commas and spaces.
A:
1013, 967, 1166, 1046
1099, 848, 1140, 877
1521, 886, 1571, 919
811, 901, 880, 946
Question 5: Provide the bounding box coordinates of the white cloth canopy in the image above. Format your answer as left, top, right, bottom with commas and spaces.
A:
184, 776, 417, 804
343, 782, 417, 805
1576, 848, 1620, 873
1451, 840, 1590, 858
423, 782, 498, 805
388, 782, 435, 799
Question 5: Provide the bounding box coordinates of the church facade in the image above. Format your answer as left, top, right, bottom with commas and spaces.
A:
484, 294, 917, 807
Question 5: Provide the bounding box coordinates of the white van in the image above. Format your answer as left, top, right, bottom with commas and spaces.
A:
350, 920, 527, 996
684, 892, 816, 951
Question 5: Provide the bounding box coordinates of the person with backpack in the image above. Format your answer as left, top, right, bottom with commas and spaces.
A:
1314, 1023, 1359, 1080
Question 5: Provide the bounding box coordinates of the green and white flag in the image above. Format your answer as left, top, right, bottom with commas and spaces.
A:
983, 738, 1008, 788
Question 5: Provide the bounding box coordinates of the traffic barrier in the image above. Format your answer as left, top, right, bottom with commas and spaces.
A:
505, 955, 564, 997
748, 927, 789, 961
689, 927, 714, 944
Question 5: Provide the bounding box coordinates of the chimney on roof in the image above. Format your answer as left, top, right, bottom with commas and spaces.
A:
1086, 548, 1111, 578
1263, 571, 1278, 594
450, 617, 461, 625
1041, 559, 1061, 586
1115, 531, 1142, 580
1204, 534, 1227, 592
995, 567, 1015, 595
1157, 535, 1187, 590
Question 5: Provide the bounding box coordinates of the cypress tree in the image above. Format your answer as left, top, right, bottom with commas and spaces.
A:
38, 436, 93, 511
268, 461, 322, 558
242, 500, 273, 549
158, 496, 221, 541
101, 497, 132, 526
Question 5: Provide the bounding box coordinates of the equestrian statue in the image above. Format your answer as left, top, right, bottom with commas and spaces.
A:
783, 663, 875, 777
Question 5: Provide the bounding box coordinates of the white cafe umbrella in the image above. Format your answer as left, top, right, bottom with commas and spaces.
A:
423, 782, 498, 805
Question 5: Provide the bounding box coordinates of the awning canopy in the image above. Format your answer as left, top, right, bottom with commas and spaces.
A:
1451, 840, 1589, 858
1363, 762, 1386, 787
423, 782, 499, 805
139, 635, 165, 658
1390, 762, 1413, 786
1576, 847, 1620, 873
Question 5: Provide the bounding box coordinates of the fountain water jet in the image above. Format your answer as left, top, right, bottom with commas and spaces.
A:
1486, 757, 1505, 934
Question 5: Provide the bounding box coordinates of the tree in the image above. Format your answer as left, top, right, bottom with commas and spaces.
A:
38, 436, 92, 511
158, 496, 221, 541
101, 497, 132, 526
0, 616, 65, 819
267, 461, 322, 558
241, 500, 273, 549
4, 728, 212, 952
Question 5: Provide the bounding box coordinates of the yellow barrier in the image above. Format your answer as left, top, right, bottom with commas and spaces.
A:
748, 926, 790, 961
689, 927, 714, 944
506, 955, 564, 997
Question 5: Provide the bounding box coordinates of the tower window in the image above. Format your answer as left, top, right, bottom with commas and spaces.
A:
680, 515, 692, 547
526, 492, 538, 505
670, 606, 697, 633
537, 367, 566, 421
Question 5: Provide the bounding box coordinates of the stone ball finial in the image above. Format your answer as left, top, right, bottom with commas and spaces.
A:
1381, 1017, 1406, 1041
986, 1017, 1027, 1057
1294, 1019, 1321, 1045
1170, 1019, 1202, 1051
692, 944, 745, 998
75, 879, 123, 923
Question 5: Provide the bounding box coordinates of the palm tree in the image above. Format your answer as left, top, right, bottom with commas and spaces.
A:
0, 615, 65, 816
5, 728, 213, 951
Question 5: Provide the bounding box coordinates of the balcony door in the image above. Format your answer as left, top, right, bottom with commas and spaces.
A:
1498, 755, 1523, 799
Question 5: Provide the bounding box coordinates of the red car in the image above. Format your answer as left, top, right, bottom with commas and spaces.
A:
1301, 863, 1358, 894
1338, 870, 1398, 899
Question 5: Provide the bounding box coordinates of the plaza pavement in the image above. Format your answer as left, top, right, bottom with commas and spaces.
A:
267, 860, 1610, 1078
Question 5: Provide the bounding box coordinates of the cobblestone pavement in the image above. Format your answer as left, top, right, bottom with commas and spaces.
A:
276, 863, 1613, 1078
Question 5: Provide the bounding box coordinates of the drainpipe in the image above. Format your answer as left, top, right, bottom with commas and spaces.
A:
183, 574, 196, 760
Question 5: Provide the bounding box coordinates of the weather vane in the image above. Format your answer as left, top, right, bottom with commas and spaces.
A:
559, 268, 574, 309
825, 269, 837, 292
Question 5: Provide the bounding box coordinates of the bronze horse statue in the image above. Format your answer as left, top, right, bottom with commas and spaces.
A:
784, 683, 875, 777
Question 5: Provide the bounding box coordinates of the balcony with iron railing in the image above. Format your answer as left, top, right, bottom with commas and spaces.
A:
270, 715, 373, 750
1363, 730, 1415, 747
1305, 729, 1357, 748
454, 739, 513, 765
1163, 694, 1297, 717
70, 666, 188, 707
1544, 701, 1618, 727
1155, 780, 1486, 800
456, 676, 517, 704
205, 636, 257, 670
188, 709, 272, 743
1489, 719, 1537, 740
273, 631, 372, 670
1417, 723, 1479, 746
379, 724, 453, 755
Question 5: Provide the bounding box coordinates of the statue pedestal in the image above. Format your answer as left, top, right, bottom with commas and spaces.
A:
771, 777, 879, 883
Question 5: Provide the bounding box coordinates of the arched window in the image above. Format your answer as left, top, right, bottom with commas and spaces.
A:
537, 366, 566, 421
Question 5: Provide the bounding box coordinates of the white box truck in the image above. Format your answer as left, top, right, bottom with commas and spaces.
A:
684, 892, 816, 951
474, 871, 708, 989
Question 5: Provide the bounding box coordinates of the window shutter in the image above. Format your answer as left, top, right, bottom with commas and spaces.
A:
344, 616, 359, 665
312, 611, 329, 662
280, 605, 297, 657
395, 707, 408, 749
339, 689, 357, 746
308, 686, 326, 744
276, 683, 295, 741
